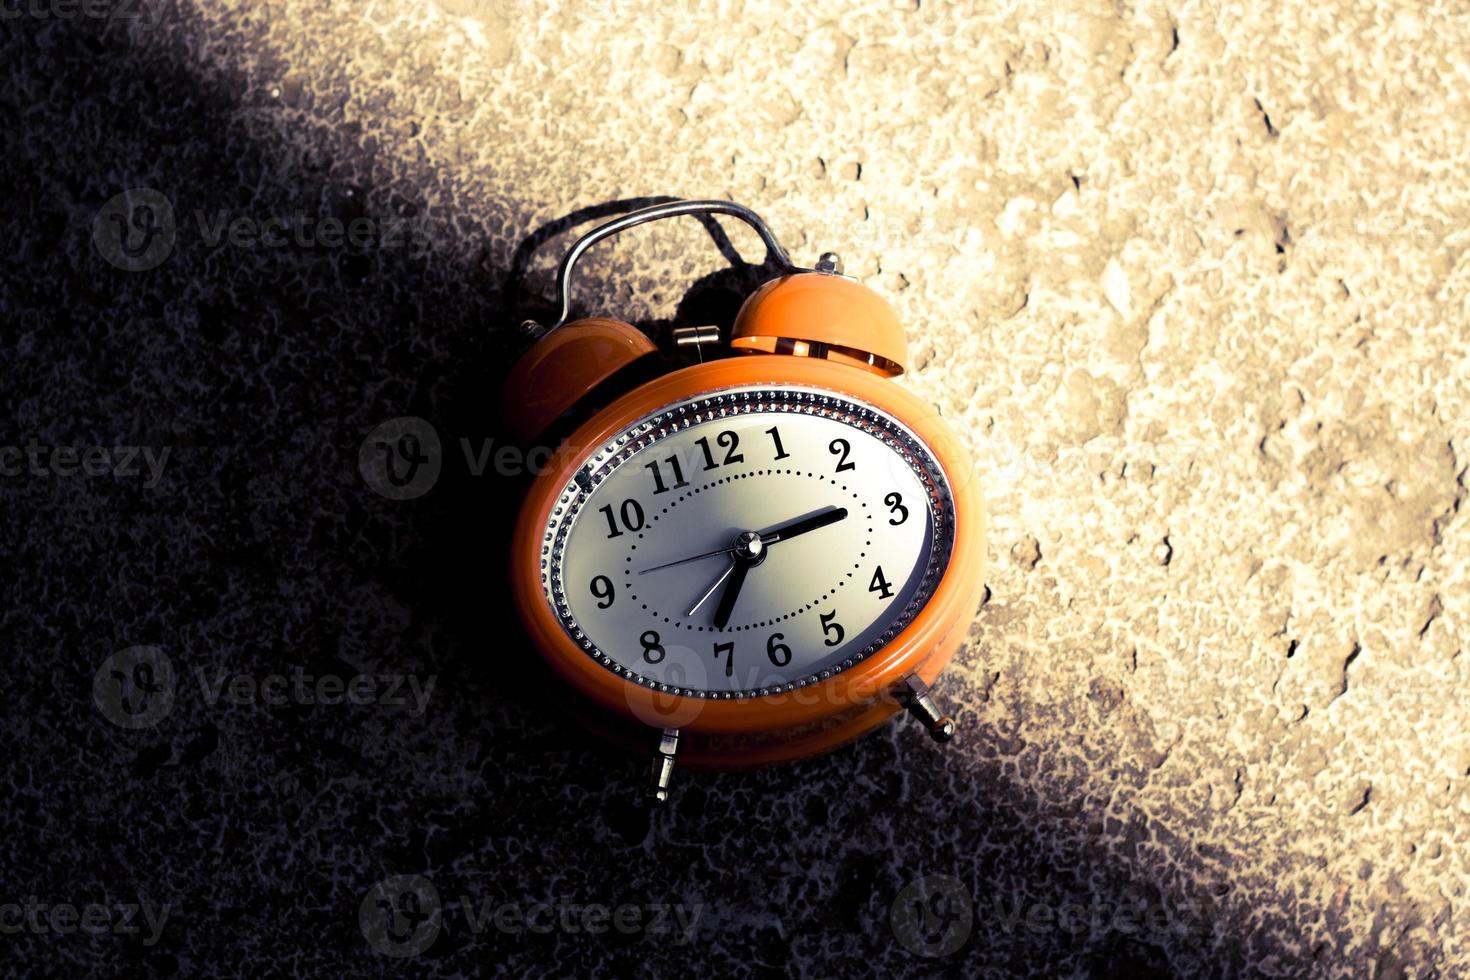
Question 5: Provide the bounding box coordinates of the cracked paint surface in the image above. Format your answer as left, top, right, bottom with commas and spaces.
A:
1, 0, 1466, 976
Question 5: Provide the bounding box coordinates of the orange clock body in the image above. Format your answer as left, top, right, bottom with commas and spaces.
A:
509, 353, 985, 767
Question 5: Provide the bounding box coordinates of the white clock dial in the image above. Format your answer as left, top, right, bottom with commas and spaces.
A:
540, 386, 956, 697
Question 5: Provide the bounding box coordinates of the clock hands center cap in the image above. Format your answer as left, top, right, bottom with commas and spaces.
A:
731, 530, 765, 564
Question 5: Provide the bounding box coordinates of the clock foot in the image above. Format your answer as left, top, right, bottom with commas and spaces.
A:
895, 676, 957, 743
647, 728, 681, 804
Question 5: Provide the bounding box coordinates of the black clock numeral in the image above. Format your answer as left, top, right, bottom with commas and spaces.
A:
868, 566, 894, 600
766, 632, 792, 667
765, 426, 790, 461
829, 438, 855, 472
695, 430, 744, 470
590, 575, 616, 608
885, 491, 909, 526
717, 430, 744, 465
695, 435, 717, 471
599, 499, 645, 538
640, 630, 666, 664
819, 611, 845, 647
645, 454, 688, 495
712, 640, 734, 678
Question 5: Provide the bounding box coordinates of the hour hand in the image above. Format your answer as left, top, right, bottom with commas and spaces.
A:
711, 560, 750, 629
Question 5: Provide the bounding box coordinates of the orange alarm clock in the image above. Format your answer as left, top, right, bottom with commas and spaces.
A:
503, 200, 985, 802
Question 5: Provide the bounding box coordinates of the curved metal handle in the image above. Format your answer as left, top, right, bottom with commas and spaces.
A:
524, 199, 799, 339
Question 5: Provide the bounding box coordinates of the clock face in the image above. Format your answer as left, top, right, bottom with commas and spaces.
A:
539, 385, 956, 698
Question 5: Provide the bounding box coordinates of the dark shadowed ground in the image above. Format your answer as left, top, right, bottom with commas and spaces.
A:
2, 2, 1465, 977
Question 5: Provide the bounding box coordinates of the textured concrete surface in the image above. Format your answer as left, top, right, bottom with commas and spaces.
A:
2, 0, 1468, 976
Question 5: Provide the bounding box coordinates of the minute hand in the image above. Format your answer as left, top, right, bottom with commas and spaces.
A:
759, 506, 848, 545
